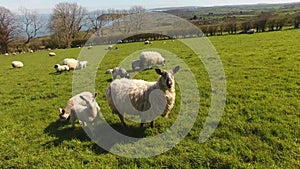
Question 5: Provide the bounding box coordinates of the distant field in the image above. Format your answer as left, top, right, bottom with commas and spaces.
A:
0, 29, 299, 168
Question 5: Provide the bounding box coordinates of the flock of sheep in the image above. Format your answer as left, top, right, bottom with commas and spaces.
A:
8, 43, 180, 134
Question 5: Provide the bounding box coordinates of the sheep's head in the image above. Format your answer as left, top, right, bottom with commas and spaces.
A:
58, 108, 70, 121
156, 66, 180, 89
54, 64, 59, 69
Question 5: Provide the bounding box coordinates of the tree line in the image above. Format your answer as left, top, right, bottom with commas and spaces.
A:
191, 12, 300, 36
0, 3, 146, 54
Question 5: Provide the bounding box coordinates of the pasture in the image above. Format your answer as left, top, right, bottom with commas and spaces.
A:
0, 29, 299, 168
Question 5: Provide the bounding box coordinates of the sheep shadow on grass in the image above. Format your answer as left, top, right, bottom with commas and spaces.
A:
43, 119, 147, 155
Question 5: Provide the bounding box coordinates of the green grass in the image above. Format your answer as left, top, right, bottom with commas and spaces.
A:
0, 29, 299, 168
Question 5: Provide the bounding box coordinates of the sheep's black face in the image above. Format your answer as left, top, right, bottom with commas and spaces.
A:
58, 108, 70, 121
156, 66, 180, 89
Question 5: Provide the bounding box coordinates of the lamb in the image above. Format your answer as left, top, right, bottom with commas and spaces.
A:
11, 61, 24, 68
62, 58, 79, 70
78, 61, 88, 69
131, 60, 141, 71
106, 66, 180, 128
54, 64, 69, 73
139, 51, 165, 70
49, 52, 56, 56
112, 67, 130, 80
58, 92, 100, 129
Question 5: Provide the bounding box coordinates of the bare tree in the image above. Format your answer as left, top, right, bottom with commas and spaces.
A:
18, 8, 45, 45
0, 6, 17, 53
50, 2, 87, 48
129, 6, 146, 32
86, 10, 107, 37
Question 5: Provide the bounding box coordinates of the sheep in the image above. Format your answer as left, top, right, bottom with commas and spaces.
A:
12, 52, 17, 56
105, 69, 113, 74
4, 53, 8, 56
11, 61, 24, 68
105, 45, 113, 50
131, 60, 141, 71
87, 45, 93, 49
78, 61, 88, 69
49, 52, 56, 56
106, 66, 180, 128
139, 51, 165, 70
144, 40, 150, 44
54, 64, 69, 73
58, 92, 100, 129
62, 58, 79, 70
112, 67, 130, 80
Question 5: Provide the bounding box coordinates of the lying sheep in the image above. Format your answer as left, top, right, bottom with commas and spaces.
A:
106, 66, 180, 128
139, 51, 165, 71
78, 61, 88, 69
49, 52, 56, 56
131, 60, 141, 71
58, 92, 100, 129
112, 67, 130, 80
62, 58, 79, 70
11, 61, 24, 68
54, 64, 69, 73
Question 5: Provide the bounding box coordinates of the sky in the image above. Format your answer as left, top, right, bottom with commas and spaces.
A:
1, 0, 300, 13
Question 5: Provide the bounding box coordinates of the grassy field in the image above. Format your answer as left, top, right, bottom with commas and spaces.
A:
0, 29, 299, 168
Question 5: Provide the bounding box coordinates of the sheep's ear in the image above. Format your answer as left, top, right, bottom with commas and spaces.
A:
173, 66, 180, 74
155, 68, 162, 75
94, 92, 98, 98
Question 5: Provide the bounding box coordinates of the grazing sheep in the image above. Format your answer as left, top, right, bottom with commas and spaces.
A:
54, 64, 69, 73
62, 58, 79, 70
12, 52, 17, 55
4, 53, 8, 56
105, 69, 114, 74
105, 45, 113, 50
106, 66, 180, 128
78, 61, 88, 69
112, 67, 130, 80
11, 61, 24, 68
139, 51, 165, 70
58, 92, 100, 129
144, 40, 150, 44
131, 60, 141, 71
49, 52, 56, 56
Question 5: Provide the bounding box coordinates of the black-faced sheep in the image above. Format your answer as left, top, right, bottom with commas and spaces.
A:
54, 64, 69, 73
58, 92, 100, 129
11, 61, 24, 68
106, 66, 180, 128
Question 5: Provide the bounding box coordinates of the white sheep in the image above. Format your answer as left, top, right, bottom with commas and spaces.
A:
4, 53, 8, 56
106, 66, 180, 128
58, 92, 100, 129
87, 45, 93, 49
131, 60, 141, 71
112, 67, 130, 80
78, 61, 88, 69
139, 51, 165, 70
54, 64, 69, 73
105, 45, 113, 50
144, 40, 150, 44
11, 61, 24, 68
62, 58, 79, 70
49, 52, 56, 56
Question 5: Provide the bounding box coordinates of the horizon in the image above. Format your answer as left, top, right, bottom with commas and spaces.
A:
1, 0, 300, 14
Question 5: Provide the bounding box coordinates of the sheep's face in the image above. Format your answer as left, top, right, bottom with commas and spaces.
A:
156, 66, 180, 89
58, 108, 70, 121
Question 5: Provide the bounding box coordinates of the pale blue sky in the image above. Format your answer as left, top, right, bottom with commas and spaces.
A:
1, 0, 299, 13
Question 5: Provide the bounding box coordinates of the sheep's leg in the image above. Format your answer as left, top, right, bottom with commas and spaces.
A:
70, 113, 76, 129
140, 119, 146, 128
150, 121, 155, 128
118, 113, 127, 127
